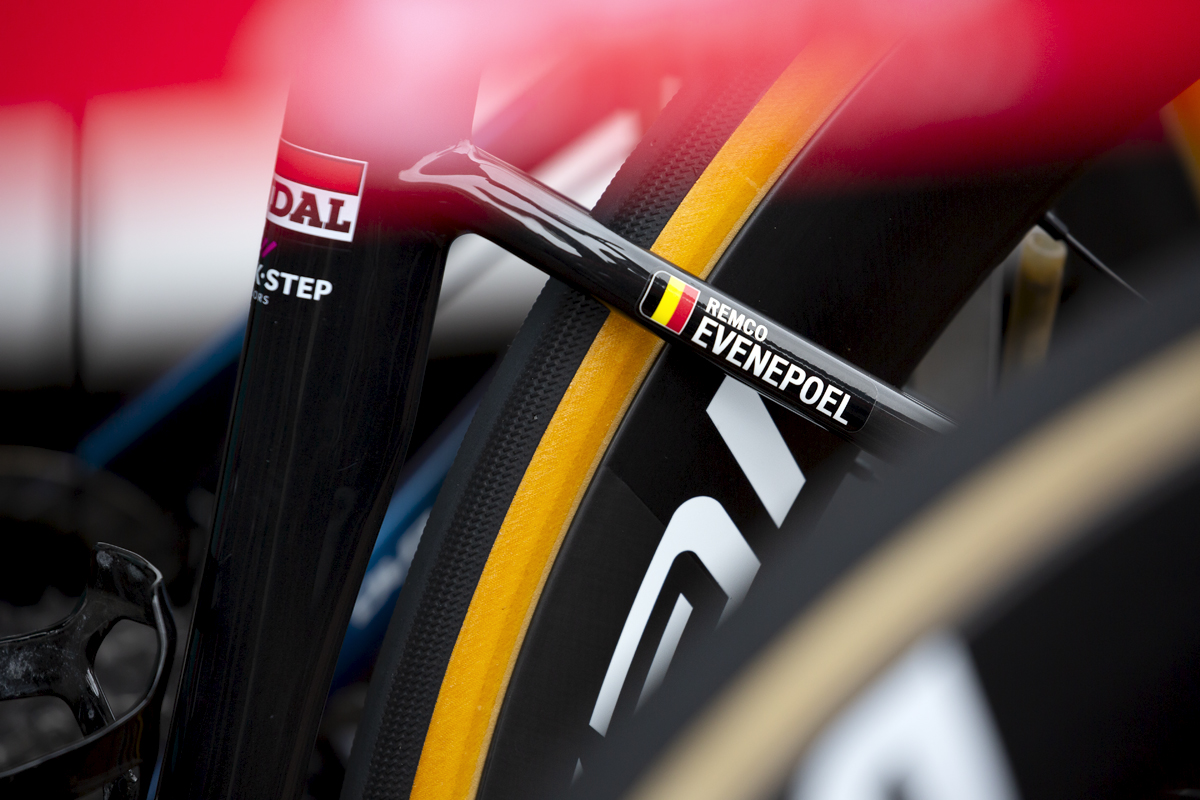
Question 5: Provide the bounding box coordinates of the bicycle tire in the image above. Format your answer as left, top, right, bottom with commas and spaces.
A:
345, 35, 1079, 800
574, 256, 1200, 800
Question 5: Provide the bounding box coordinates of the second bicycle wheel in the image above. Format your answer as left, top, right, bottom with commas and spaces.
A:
346, 31, 1090, 800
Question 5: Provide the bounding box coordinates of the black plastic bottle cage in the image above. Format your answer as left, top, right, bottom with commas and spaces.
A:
0, 544, 175, 799
0, 141, 950, 800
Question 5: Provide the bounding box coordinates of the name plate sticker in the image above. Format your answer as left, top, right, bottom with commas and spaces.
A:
640, 271, 877, 432
267, 139, 367, 243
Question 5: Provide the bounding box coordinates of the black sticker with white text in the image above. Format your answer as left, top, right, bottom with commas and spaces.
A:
644, 272, 876, 432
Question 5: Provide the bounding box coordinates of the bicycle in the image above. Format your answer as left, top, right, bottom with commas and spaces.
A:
2, 2, 1199, 799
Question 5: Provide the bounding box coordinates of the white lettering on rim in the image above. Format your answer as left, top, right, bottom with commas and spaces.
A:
588, 497, 759, 736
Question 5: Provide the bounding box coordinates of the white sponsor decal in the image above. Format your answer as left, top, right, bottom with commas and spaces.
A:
267, 173, 363, 243
256, 266, 333, 302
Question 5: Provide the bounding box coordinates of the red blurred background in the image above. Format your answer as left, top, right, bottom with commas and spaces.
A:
1, 0, 1199, 395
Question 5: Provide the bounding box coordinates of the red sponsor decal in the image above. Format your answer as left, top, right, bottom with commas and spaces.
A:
274, 139, 365, 195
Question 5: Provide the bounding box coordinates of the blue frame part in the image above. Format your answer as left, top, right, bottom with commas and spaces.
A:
76, 321, 247, 468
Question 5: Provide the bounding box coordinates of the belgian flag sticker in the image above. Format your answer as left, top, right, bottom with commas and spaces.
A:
640, 271, 700, 334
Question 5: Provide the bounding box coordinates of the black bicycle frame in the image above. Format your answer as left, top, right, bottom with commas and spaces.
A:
400, 143, 951, 456
153, 138, 458, 797
155, 132, 948, 798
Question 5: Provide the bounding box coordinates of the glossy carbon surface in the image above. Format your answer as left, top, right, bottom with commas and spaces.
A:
400, 144, 951, 458
155, 197, 449, 799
